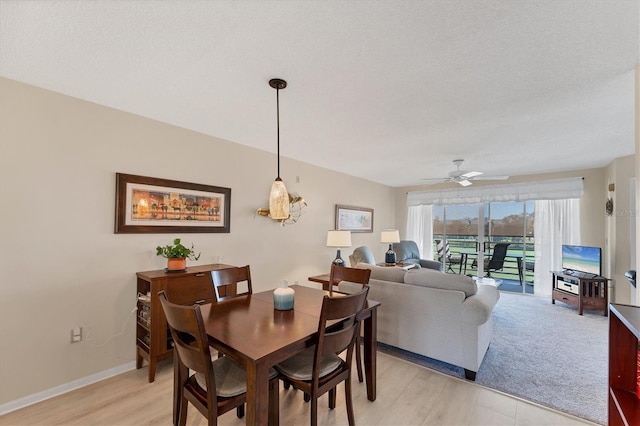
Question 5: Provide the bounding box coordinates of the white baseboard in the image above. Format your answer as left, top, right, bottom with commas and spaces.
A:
0, 361, 136, 415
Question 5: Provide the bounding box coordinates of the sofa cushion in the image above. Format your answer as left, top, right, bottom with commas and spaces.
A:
404, 268, 477, 297
355, 263, 407, 283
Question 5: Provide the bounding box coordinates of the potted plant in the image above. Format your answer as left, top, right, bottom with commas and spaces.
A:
156, 238, 201, 271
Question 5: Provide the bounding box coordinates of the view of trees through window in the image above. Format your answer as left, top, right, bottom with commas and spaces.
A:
433, 201, 535, 291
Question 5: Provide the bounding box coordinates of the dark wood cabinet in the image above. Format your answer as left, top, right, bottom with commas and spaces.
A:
135, 263, 235, 382
609, 304, 640, 426
551, 271, 608, 316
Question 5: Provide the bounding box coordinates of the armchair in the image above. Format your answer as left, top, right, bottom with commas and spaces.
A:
393, 240, 443, 271
348, 246, 376, 267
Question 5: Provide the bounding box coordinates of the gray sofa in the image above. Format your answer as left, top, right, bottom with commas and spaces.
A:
339, 263, 500, 380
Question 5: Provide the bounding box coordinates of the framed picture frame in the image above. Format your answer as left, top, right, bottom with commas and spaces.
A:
115, 173, 231, 234
335, 205, 374, 233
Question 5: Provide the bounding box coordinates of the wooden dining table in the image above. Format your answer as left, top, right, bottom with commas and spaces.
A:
179, 284, 380, 426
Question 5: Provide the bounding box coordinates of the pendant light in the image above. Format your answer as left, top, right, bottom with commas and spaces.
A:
268, 78, 290, 220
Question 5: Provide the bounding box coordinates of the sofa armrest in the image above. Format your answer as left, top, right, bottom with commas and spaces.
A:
461, 284, 500, 325
419, 259, 444, 272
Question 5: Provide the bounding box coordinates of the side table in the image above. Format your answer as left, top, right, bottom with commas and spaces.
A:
308, 273, 331, 291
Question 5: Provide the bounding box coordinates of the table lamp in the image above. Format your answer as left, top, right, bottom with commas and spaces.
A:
326, 230, 352, 266
380, 229, 400, 265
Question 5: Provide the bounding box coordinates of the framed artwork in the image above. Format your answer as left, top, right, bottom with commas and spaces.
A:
115, 173, 231, 234
335, 205, 374, 233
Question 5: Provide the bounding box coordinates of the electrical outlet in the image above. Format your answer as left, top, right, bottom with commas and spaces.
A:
70, 326, 82, 343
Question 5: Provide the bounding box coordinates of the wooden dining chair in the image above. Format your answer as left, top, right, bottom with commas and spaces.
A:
211, 265, 253, 302
158, 291, 279, 426
328, 264, 371, 383
275, 286, 370, 426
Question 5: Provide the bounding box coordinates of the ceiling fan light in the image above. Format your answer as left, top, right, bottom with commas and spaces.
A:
269, 177, 290, 219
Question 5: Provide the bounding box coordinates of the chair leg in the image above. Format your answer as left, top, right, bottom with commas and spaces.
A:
345, 376, 355, 425
355, 334, 364, 383
310, 396, 318, 426
304, 392, 311, 402
178, 396, 188, 426
328, 387, 336, 409
236, 404, 244, 418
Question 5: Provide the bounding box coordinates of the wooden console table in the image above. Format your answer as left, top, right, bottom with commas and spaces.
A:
551, 271, 609, 316
136, 263, 235, 382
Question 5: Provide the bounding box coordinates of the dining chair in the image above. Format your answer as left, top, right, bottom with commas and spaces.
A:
158, 291, 279, 426
328, 264, 371, 383
211, 265, 253, 302
275, 286, 370, 426
472, 243, 511, 277
436, 239, 464, 273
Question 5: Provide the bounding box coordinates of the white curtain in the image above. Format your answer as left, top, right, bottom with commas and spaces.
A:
406, 205, 434, 260
533, 199, 581, 296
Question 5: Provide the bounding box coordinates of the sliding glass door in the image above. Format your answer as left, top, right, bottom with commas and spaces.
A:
433, 200, 535, 293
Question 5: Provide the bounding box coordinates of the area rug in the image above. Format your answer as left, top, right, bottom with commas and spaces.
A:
377, 291, 608, 424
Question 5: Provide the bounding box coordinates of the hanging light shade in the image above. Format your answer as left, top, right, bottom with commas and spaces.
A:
268, 78, 290, 220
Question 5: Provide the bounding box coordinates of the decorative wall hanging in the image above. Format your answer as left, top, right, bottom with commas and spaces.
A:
335, 205, 374, 233
115, 173, 231, 233
605, 198, 613, 216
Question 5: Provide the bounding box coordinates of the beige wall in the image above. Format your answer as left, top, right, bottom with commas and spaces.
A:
0, 78, 395, 405
606, 155, 635, 304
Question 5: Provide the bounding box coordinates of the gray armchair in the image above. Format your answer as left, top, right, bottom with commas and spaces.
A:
349, 246, 376, 266
393, 240, 443, 271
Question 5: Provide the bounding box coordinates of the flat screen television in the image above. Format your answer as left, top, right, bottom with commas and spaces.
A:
561, 245, 602, 277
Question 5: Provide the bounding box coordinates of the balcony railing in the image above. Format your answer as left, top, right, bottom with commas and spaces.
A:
433, 235, 534, 284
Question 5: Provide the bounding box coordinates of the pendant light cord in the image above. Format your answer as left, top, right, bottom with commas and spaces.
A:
276, 86, 281, 179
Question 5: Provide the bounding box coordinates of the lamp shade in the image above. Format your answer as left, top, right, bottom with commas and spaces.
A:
269, 178, 290, 220
326, 230, 352, 248
380, 229, 400, 244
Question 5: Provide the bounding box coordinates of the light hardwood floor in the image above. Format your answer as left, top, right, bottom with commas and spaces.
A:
0, 351, 598, 426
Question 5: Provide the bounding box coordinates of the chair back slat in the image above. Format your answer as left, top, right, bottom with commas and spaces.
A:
436, 239, 453, 262
158, 291, 215, 380
211, 265, 253, 301
315, 286, 369, 364
328, 264, 371, 295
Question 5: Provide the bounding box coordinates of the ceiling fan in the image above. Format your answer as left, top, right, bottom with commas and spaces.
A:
421, 159, 509, 187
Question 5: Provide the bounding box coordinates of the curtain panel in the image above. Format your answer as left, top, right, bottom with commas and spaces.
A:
533, 199, 581, 296
406, 205, 434, 260
407, 177, 584, 206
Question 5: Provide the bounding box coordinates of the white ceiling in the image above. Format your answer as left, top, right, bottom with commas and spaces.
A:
1, 0, 638, 187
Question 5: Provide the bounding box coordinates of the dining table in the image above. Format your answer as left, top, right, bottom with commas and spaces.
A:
178, 284, 380, 426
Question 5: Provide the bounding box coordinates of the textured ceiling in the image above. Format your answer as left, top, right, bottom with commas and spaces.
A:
1, 0, 638, 187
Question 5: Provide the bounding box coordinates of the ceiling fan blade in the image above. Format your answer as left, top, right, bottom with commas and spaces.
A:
458, 179, 472, 187
473, 175, 510, 180
461, 171, 483, 179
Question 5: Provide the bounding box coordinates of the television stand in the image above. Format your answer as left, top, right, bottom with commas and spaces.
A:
552, 271, 609, 316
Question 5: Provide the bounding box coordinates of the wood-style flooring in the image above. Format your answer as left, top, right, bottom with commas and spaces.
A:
0, 351, 598, 426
